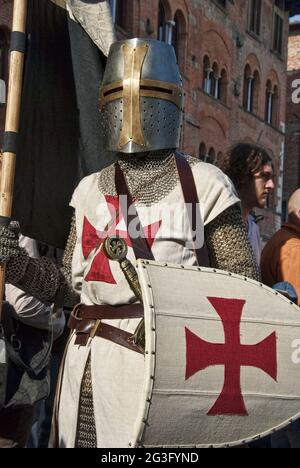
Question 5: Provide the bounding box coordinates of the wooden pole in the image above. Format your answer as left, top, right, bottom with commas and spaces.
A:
0, 0, 28, 318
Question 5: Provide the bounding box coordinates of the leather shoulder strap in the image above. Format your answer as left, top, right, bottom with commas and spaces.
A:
175, 151, 209, 267
115, 162, 155, 261
115, 155, 209, 266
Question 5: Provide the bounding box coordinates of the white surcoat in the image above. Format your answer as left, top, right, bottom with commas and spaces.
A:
57, 161, 239, 447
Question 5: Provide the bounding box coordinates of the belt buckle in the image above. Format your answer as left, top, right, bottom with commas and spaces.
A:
90, 319, 102, 339
71, 303, 83, 321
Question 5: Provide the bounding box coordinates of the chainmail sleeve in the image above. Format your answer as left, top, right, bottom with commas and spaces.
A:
5, 215, 79, 307
204, 203, 260, 281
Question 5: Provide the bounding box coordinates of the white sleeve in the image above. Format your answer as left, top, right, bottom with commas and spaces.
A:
193, 163, 240, 226
5, 284, 65, 339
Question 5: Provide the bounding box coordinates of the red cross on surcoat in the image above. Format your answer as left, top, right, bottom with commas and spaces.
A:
185, 297, 277, 416
82, 195, 161, 284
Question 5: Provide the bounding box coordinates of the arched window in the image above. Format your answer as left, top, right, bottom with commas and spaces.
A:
243, 66, 260, 114
272, 85, 279, 128
252, 70, 260, 114
207, 148, 216, 165
199, 142, 207, 161
243, 65, 253, 112
172, 12, 180, 58
265, 80, 273, 124
219, 69, 228, 104
203, 56, 212, 95
158, 1, 167, 42
172, 10, 187, 69
211, 62, 219, 99
266, 82, 279, 128
273, 1, 284, 56
249, 0, 262, 36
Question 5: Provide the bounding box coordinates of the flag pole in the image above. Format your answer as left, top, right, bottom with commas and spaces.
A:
0, 0, 28, 317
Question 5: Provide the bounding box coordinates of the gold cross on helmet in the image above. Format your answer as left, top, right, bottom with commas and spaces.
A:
99, 39, 184, 154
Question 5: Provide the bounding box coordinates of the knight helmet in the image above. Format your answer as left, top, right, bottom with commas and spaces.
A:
99, 38, 184, 154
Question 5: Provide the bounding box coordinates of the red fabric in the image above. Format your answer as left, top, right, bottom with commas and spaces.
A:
82, 196, 122, 284
185, 297, 277, 416
143, 221, 162, 249
82, 216, 101, 260
82, 196, 161, 284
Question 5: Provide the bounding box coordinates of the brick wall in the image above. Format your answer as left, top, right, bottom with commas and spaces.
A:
116, 0, 288, 240
283, 22, 300, 219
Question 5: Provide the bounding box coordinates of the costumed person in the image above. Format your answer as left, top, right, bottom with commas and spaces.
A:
0, 39, 259, 448
260, 191, 300, 449
0, 234, 65, 448
261, 188, 300, 306
219, 143, 275, 264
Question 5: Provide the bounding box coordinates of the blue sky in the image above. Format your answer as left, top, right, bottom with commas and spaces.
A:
290, 14, 300, 22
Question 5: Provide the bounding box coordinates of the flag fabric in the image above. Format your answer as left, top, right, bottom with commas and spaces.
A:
65, 0, 115, 57
12, 0, 116, 249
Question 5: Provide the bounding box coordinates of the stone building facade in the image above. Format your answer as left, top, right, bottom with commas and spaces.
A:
283, 20, 300, 220
0, 0, 295, 239
110, 0, 291, 240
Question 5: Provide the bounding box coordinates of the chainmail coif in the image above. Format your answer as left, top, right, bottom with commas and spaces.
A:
98, 150, 199, 205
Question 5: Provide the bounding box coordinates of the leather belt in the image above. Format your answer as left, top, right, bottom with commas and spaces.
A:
68, 304, 144, 354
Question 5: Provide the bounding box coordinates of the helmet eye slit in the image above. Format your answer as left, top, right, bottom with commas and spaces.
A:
140, 85, 173, 96
103, 86, 124, 97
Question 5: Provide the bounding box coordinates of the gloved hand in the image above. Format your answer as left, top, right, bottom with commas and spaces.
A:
0, 221, 21, 263
272, 282, 298, 305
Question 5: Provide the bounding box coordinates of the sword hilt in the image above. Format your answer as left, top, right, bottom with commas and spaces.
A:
103, 235, 128, 261
103, 236, 143, 303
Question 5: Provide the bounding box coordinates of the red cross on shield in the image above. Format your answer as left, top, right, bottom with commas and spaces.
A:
126, 261, 300, 448
185, 297, 278, 416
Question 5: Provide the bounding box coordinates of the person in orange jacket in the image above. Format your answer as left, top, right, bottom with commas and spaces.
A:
261, 189, 300, 306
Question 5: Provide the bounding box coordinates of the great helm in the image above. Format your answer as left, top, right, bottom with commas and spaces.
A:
99, 38, 184, 154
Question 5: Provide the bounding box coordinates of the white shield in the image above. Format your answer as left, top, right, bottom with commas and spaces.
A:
131, 260, 300, 448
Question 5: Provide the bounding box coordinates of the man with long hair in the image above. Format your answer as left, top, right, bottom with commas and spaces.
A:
219, 143, 275, 263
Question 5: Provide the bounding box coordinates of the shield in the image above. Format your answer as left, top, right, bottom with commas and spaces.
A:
131, 260, 300, 448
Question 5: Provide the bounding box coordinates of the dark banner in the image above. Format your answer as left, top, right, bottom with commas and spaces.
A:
13, 0, 115, 249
